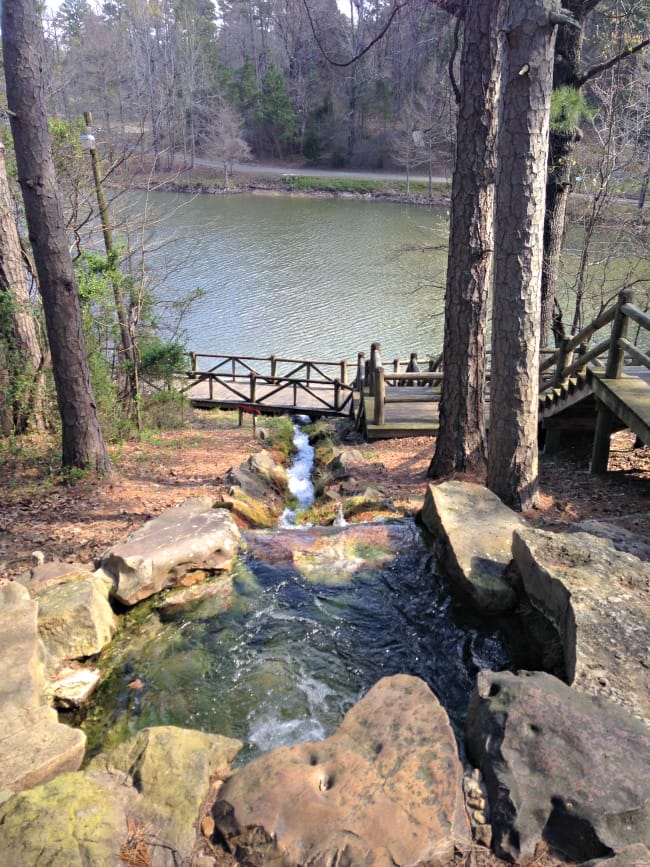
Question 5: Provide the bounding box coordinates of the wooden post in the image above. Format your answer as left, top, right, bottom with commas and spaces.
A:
373, 367, 385, 425
340, 360, 348, 385
369, 343, 381, 396
334, 379, 341, 411
591, 289, 634, 473
355, 352, 365, 390
270, 355, 277, 381
250, 372, 257, 404
553, 336, 574, 387
407, 352, 420, 386
190, 352, 197, 373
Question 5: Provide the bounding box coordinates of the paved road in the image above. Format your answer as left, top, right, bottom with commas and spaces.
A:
188, 154, 451, 185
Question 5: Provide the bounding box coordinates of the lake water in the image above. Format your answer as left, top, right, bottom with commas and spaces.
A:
133, 192, 450, 363
127, 190, 647, 364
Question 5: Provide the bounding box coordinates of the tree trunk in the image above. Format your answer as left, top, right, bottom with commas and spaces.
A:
2, 0, 111, 475
487, 0, 559, 510
428, 0, 501, 479
0, 142, 48, 434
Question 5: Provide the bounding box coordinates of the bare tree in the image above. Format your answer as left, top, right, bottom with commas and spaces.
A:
3, 0, 111, 474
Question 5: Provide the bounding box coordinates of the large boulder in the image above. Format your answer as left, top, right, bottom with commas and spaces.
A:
569, 519, 650, 562
17, 560, 93, 597
212, 674, 471, 866
101, 498, 241, 606
466, 669, 650, 863
0, 726, 243, 867
37, 575, 118, 662
421, 481, 525, 612
512, 527, 650, 724
0, 584, 85, 796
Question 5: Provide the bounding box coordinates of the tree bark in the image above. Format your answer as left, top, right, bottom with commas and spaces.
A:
2, 0, 111, 474
0, 142, 48, 434
487, 0, 559, 510
428, 0, 501, 478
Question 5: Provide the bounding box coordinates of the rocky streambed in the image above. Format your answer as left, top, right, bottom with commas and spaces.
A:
0, 437, 648, 867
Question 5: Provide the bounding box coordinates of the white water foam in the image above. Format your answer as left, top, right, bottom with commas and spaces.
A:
279, 424, 315, 528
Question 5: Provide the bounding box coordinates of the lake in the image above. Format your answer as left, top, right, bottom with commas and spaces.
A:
132, 191, 450, 363
126, 190, 647, 363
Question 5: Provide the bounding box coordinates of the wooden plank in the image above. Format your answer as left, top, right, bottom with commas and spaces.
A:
590, 372, 650, 446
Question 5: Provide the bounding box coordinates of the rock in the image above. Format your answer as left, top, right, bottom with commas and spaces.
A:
0, 583, 86, 795
0, 706, 86, 795
154, 572, 233, 620
212, 674, 471, 866
101, 499, 241, 606
218, 487, 281, 528
466, 669, 650, 863
37, 575, 118, 662
44, 666, 101, 710
0, 583, 45, 712
569, 520, 650, 562
88, 726, 243, 861
421, 481, 524, 612
226, 463, 279, 502
512, 527, 650, 723
0, 726, 243, 867
245, 521, 420, 585
327, 448, 366, 478
248, 449, 288, 492
17, 560, 93, 597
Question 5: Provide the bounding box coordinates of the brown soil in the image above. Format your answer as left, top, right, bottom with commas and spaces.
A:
1, 410, 648, 579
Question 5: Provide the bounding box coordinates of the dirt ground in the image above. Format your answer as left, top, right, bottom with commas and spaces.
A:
1, 409, 648, 579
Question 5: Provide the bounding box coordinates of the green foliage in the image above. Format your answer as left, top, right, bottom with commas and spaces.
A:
551, 86, 595, 135
256, 63, 298, 154
141, 391, 189, 431
260, 415, 296, 464
137, 338, 186, 388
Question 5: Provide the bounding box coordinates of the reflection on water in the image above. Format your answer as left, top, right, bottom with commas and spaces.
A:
130, 192, 450, 361
83, 525, 513, 763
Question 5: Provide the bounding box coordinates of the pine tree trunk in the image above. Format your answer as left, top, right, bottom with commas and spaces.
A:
428, 0, 501, 479
2, 0, 111, 474
0, 142, 48, 434
487, 0, 559, 510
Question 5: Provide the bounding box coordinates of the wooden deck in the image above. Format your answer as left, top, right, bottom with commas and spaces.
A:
359, 388, 440, 440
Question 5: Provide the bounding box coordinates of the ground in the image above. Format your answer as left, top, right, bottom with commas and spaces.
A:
1, 409, 648, 579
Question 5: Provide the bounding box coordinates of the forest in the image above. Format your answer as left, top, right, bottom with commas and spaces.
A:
1, 0, 649, 508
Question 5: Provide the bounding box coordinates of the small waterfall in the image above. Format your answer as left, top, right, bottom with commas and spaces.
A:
279, 423, 315, 528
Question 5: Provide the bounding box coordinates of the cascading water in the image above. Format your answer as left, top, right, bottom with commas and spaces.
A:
81, 424, 516, 764
278, 422, 315, 528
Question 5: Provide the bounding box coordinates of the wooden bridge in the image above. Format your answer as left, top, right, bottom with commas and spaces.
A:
184, 290, 650, 473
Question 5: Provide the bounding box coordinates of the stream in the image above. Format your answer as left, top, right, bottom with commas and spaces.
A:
82, 426, 515, 763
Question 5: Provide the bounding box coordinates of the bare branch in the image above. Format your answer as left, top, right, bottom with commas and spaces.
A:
577, 37, 650, 87
301, 0, 407, 68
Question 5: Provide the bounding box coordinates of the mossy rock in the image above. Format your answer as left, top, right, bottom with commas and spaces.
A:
218, 488, 281, 528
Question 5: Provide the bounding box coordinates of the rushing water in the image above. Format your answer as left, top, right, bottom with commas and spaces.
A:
131, 191, 450, 362
83, 524, 514, 764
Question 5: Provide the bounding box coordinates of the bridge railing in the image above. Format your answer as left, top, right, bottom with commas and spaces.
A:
539, 289, 649, 395
182, 352, 356, 416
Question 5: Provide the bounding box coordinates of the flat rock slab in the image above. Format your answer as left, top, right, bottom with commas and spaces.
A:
0, 584, 86, 795
245, 521, 421, 584
101, 498, 241, 606
466, 670, 650, 863
0, 583, 44, 713
0, 705, 86, 795
212, 674, 471, 866
421, 481, 525, 612
37, 575, 118, 662
512, 527, 650, 724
